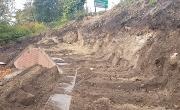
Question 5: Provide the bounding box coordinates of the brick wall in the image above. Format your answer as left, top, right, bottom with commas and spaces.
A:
14, 48, 56, 69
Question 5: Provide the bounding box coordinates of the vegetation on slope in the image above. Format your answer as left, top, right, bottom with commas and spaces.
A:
0, 0, 86, 43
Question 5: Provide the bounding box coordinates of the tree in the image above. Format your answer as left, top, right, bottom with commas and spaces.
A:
15, 1, 35, 24
62, 0, 86, 20
33, 0, 61, 23
0, 0, 15, 23
76, 0, 86, 11
32, 0, 86, 24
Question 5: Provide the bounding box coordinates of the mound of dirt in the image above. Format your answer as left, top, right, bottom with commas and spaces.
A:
0, 65, 60, 110
44, 0, 179, 109
51, 0, 179, 67
0, 0, 179, 110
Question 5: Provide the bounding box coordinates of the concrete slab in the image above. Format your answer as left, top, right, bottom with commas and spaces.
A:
57, 63, 70, 66
48, 94, 72, 110
51, 57, 65, 61
44, 69, 78, 110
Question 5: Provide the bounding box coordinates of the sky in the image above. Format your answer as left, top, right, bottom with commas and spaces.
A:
15, 0, 121, 12
15, 0, 27, 10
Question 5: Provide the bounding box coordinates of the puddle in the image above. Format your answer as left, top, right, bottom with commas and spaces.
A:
51, 57, 70, 65
57, 63, 70, 66
51, 57, 65, 61
49, 94, 71, 110
0, 62, 6, 65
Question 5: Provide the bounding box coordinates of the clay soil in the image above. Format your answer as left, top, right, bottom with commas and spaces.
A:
1, 48, 180, 110
0, 0, 180, 110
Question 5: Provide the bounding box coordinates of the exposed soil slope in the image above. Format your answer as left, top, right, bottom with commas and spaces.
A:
0, 66, 60, 110
47, 0, 179, 109
0, 0, 179, 110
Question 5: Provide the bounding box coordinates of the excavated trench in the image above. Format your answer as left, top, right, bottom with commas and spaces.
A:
44, 56, 78, 110
0, 0, 180, 110
0, 47, 80, 110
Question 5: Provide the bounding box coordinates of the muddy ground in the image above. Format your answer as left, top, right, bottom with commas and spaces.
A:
0, 0, 180, 110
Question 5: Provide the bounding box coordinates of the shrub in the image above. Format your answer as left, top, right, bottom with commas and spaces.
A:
0, 23, 31, 43
75, 10, 87, 20
20, 22, 47, 34
0, 22, 47, 43
149, 0, 157, 6
13, 25, 31, 38
49, 17, 69, 28
30, 22, 47, 34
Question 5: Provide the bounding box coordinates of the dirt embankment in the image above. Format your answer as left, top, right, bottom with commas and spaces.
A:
0, 65, 60, 110
52, 0, 180, 67
45, 0, 179, 109
0, 34, 44, 64
0, 0, 179, 110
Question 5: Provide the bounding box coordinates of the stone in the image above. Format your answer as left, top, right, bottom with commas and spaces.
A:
169, 53, 179, 66
63, 31, 78, 44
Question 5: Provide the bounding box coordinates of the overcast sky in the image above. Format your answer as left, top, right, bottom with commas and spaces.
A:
15, 0, 26, 10
15, 0, 121, 12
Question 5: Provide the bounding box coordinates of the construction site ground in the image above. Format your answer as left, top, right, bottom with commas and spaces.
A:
0, 0, 180, 110
0, 40, 179, 110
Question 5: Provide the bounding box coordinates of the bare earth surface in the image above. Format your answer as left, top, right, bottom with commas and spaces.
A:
0, 0, 180, 110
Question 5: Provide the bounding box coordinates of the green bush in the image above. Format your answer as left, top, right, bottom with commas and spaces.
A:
0, 22, 47, 43
14, 25, 31, 37
0, 23, 31, 43
149, 0, 157, 6
75, 10, 86, 20
27, 22, 47, 34
49, 17, 69, 28
32, 22, 46, 33
50, 9, 87, 28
